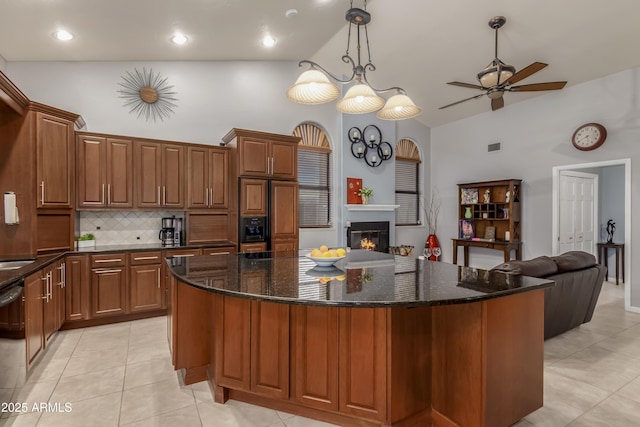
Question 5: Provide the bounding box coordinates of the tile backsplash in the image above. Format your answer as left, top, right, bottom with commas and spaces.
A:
78, 211, 185, 245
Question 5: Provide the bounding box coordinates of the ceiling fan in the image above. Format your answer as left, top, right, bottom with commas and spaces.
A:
439, 16, 567, 111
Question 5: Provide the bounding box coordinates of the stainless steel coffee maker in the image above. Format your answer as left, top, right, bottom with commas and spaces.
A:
159, 217, 183, 247
159, 217, 175, 247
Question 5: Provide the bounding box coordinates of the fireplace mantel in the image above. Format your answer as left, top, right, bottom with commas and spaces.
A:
345, 204, 400, 212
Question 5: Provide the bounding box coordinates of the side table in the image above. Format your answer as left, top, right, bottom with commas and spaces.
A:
597, 242, 624, 285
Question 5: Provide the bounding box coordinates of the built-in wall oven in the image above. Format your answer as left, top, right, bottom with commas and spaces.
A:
240, 216, 266, 243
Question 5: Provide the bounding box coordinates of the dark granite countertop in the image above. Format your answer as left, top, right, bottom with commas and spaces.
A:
167, 249, 555, 308
0, 241, 236, 291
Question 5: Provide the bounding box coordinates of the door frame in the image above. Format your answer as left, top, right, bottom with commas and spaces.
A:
557, 170, 599, 256
552, 158, 633, 312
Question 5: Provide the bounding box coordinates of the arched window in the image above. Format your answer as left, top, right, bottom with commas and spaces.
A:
294, 123, 332, 228
395, 138, 421, 226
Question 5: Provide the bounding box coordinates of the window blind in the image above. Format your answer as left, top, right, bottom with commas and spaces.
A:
395, 160, 420, 225
298, 148, 332, 228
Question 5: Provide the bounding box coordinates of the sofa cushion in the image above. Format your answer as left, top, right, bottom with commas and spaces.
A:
492, 256, 558, 278
552, 251, 597, 273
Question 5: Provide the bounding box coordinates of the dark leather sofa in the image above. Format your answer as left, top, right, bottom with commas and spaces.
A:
492, 251, 606, 340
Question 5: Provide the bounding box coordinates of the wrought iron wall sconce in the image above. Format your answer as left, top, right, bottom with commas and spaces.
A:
348, 125, 393, 167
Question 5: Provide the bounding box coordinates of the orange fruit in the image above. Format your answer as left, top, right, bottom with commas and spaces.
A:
319, 245, 329, 253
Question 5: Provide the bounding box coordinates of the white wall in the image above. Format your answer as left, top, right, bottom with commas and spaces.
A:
432, 66, 640, 308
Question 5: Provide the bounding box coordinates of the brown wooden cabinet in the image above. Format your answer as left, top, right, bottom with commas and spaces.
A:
24, 271, 44, 369
271, 180, 299, 241
291, 305, 339, 412
129, 251, 163, 312
239, 242, 267, 253
36, 112, 74, 208
454, 179, 522, 265
65, 254, 90, 322
186, 212, 231, 245
187, 145, 229, 209
240, 178, 267, 217
222, 128, 299, 180
90, 253, 127, 317
43, 259, 66, 343
76, 133, 133, 209
134, 141, 184, 209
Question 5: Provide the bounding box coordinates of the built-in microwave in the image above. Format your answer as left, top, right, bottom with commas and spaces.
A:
240, 216, 266, 243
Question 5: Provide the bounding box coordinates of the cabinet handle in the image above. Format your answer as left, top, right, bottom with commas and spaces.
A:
157, 268, 161, 289
133, 256, 159, 261
271, 157, 274, 175
108, 184, 111, 205
93, 268, 122, 274
41, 276, 49, 302
95, 258, 122, 263
41, 181, 45, 205
102, 184, 105, 204
158, 186, 161, 206
205, 188, 209, 207
210, 188, 214, 207
171, 254, 195, 258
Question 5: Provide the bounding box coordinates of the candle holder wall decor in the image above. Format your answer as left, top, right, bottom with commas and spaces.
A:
348, 125, 393, 167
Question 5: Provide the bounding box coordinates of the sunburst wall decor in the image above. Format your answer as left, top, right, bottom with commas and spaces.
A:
117, 67, 178, 122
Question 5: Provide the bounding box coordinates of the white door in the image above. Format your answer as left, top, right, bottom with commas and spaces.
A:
558, 171, 598, 255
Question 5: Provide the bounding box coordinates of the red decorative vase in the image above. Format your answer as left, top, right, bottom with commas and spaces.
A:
425, 234, 441, 261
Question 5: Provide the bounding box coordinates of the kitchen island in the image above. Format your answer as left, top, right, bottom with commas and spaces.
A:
166, 250, 554, 427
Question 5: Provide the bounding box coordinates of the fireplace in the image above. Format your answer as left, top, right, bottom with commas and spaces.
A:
347, 221, 390, 253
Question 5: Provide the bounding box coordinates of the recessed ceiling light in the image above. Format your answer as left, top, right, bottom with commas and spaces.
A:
52, 30, 74, 41
285, 9, 298, 18
171, 33, 189, 45
262, 35, 276, 48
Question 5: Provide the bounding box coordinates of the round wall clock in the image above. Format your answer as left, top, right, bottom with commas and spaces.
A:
571, 123, 607, 151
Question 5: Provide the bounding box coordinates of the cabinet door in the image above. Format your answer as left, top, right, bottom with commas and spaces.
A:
271, 239, 298, 256
239, 242, 267, 253
24, 272, 44, 368
187, 146, 209, 208
77, 135, 107, 208
162, 144, 184, 208
239, 138, 269, 177
270, 140, 297, 180
251, 301, 290, 399
91, 268, 127, 317
214, 295, 251, 391
241, 179, 267, 216
339, 308, 387, 421
106, 138, 133, 207
36, 113, 74, 208
66, 255, 90, 322
134, 141, 162, 208
292, 305, 339, 411
209, 148, 229, 209
129, 264, 163, 312
270, 181, 299, 240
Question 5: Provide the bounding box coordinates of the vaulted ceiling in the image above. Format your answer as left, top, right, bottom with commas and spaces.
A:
2, 0, 639, 127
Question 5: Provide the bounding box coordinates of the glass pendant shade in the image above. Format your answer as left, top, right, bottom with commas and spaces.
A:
336, 83, 385, 114
286, 69, 340, 104
376, 94, 422, 120
477, 62, 516, 88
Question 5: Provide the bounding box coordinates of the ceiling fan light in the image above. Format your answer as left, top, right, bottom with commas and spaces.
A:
376, 94, 422, 120
336, 83, 384, 114
286, 69, 340, 104
477, 63, 516, 87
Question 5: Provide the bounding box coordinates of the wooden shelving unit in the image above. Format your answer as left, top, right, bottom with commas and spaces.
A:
453, 179, 523, 265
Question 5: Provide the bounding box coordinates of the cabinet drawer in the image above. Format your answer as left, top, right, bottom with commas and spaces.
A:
90, 253, 126, 268
129, 251, 162, 266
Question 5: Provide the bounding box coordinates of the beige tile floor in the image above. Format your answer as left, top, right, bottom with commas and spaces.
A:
1, 280, 638, 427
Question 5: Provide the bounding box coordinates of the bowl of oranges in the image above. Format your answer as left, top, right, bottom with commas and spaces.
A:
307, 245, 347, 267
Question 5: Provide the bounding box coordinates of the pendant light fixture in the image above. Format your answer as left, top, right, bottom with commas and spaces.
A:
286, 0, 421, 120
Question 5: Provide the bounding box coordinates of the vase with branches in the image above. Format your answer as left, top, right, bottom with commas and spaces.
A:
423, 191, 441, 261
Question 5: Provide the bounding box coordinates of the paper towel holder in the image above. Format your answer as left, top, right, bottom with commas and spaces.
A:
4, 191, 19, 225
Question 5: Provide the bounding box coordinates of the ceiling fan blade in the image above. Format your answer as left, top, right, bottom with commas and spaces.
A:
438, 93, 485, 109
504, 62, 548, 85
509, 81, 568, 92
491, 96, 504, 111
447, 81, 485, 90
